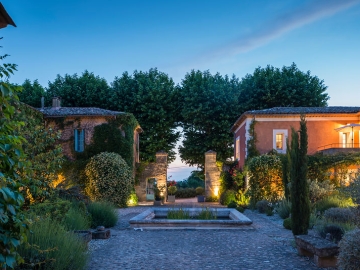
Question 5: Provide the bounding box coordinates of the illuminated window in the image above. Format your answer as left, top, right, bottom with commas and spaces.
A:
276, 134, 283, 150
273, 129, 288, 154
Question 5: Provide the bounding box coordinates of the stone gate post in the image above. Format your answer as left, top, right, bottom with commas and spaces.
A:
155, 151, 168, 197
204, 150, 220, 198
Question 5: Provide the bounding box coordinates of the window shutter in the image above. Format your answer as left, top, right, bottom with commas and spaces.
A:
80, 129, 85, 152
74, 129, 78, 151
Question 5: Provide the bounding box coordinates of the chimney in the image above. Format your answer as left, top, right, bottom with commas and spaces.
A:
41, 96, 44, 108
52, 97, 61, 109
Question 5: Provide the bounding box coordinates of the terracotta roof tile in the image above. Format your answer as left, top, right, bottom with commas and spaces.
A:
37, 107, 124, 117
245, 107, 360, 115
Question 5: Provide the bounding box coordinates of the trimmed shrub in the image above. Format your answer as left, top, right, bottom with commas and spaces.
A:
275, 199, 292, 219
168, 186, 177, 196
220, 190, 236, 206
324, 208, 355, 224
85, 152, 133, 207
175, 188, 196, 198
320, 224, 344, 243
283, 218, 292, 230
315, 219, 356, 243
87, 201, 118, 228
227, 201, 237, 208
18, 218, 88, 270
195, 187, 205, 196
247, 154, 283, 205
205, 196, 219, 202
338, 229, 360, 270
315, 195, 355, 213
127, 190, 138, 206
255, 200, 270, 213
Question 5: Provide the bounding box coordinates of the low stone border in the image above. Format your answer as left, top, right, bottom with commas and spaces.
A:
129, 207, 252, 228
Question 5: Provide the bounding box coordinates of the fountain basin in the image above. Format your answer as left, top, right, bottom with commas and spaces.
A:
129, 207, 252, 228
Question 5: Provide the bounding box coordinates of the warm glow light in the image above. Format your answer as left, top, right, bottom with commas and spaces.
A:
214, 187, 219, 197
51, 174, 65, 188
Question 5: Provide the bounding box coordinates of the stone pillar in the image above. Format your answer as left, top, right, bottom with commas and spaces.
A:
135, 151, 168, 202
204, 150, 221, 198
155, 151, 168, 198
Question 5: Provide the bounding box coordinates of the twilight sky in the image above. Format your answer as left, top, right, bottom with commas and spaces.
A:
2, 0, 360, 180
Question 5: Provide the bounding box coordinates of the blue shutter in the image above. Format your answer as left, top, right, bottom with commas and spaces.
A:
74, 129, 78, 151
79, 129, 84, 152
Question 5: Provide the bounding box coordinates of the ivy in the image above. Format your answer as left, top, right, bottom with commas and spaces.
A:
246, 118, 260, 162
14, 103, 64, 204
61, 113, 139, 187
0, 54, 28, 269
247, 154, 283, 206
308, 152, 360, 185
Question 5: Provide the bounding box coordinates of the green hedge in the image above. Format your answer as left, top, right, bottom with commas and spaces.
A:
85, 152, 133, 207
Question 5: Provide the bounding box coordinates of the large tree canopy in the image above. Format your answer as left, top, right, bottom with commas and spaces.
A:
18, 63, 330, 167
45, 70, 111, 107
18, 79, 45, 107
110, 68, 180, 163
238, 63, 329, 112
177, 70, 241, 168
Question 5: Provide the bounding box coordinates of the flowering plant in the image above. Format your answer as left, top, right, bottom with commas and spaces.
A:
168, 185, 177, 196
167, 180, 177, 187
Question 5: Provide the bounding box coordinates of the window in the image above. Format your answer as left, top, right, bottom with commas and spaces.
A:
235, 136, 240, 160
74, 129, 85, 152
276, 134, 283, 150
273, 129, 288, 154
342, 133, 348, 148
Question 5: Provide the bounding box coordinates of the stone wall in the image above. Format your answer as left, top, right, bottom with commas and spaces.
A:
135, 151, 168, 202
46, 116, 141, 177
47, 116, 110, 160
204, 150, 221, 198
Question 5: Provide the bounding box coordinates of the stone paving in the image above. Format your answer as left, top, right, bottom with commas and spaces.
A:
88, 203, 335, 270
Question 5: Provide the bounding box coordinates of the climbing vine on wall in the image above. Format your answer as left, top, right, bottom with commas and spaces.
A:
61, 113, 139, 187
246, 118, 260, 162
308, 152, 360, 185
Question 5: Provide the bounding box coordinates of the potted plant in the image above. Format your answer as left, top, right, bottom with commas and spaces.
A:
196, 187, 205, 202
167, 186, 177, 203
154, 184, 166, 206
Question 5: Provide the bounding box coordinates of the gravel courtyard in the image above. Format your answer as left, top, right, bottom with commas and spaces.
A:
87, 204, 334, 270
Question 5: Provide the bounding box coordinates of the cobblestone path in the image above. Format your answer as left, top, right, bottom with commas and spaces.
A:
88, 207, 333, 270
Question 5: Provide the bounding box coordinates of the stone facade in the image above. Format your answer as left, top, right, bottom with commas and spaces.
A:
38, 98, 141, 176
231, 107, 360, 168
135, 151, 168, 202
204, 150, 221, 198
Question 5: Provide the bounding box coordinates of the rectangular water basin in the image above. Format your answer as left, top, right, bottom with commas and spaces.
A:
129, 207, 252, 228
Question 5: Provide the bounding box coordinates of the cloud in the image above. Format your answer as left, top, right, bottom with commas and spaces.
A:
204, 0, 360, 61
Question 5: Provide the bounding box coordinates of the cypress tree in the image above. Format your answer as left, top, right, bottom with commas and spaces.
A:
282, 138, 291, 200
290, 114, 310, 235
